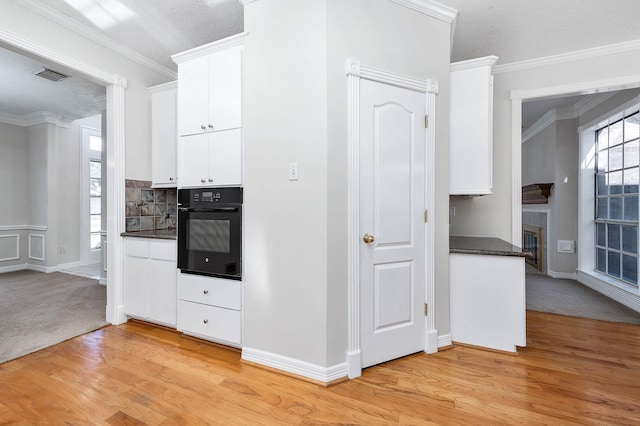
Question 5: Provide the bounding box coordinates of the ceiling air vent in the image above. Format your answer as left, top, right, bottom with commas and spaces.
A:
32, 67, 69, 82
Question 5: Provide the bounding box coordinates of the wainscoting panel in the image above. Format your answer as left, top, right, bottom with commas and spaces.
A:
28, 234, 45, 261
0, 234, 20, 262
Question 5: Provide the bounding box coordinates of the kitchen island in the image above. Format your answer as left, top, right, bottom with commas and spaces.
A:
450, 236, 531, 353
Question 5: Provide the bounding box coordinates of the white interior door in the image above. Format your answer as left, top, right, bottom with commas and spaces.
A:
359, 79, 426, 368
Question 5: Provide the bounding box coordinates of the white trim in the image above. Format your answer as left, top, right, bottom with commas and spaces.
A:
576, 270, 640, 313
172, 32, 247, 64
346, 58, 438, 378
28, 234, 45, 261
57, 261, 82, 270
106, 83, 127, 325
81, 125, 102, 266
522, 93, 619, 143
578, 95, 640, 134
0, 264, 27, 273
547, 270, 578, 280
238, 0, 257, 4
438, 333, 452, 348
511, 76, 640, 102
0, 225, 47, 231
0, 234, 20, 262
495, 39, 640, 75
0, 28, 127, 88
14, 0, 175, 80
346, 59, 439, 94
0, 112, 28, 126
511, 98, 522, 247
148, 81, 178, 94
451, 56, 498, 72
242, 347, 348, 384
387, 0, 457, 23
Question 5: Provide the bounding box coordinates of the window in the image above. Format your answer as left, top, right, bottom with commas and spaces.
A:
595, 111, 640, 286
90, 159, 102, 250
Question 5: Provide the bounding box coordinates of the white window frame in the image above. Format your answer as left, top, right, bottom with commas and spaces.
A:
81, 125, 102, 266
578, 97, 640, 297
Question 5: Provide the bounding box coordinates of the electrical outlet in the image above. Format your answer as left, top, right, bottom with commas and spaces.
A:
59, 245, 66, 254
289, 162, 299, 181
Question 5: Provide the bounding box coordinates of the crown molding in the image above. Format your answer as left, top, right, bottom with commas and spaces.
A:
451, 55, 498, 72
172, 32, 246, 64
14, 0, 176, 80
495, 39, 640, 75
0, 111, 70, 127
522, 92, 619, 143
387, 0, 457, 23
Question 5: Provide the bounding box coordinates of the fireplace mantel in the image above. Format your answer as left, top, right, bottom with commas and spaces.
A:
522, 183, 553, 204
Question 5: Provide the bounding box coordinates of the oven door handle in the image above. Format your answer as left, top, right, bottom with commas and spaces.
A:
178, 207, 239, 213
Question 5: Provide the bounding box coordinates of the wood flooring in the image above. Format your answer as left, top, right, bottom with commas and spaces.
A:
1, 311, 640, 424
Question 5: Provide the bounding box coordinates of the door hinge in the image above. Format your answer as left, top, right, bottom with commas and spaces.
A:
424, 115, 429, 128
424, 210, 428, 223
424, 303, 428, 316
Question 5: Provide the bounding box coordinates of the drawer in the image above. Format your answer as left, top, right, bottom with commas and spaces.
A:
149, 239, 176, 261
178, 300, 241, 346
178, 273, 241, 310
124, 238, 149, 257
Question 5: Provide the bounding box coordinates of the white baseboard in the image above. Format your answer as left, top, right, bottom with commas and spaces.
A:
346, 350, 361, 379
99, 277, 107, 286
547, 269, 578, 280
242, 347, 348, 384
57, 261, 82, 270
26, 264, 57, 273
575, 270, 640, 313
438, 333, 452, 348
0, 263, 27, 273
424, 329, 438, 354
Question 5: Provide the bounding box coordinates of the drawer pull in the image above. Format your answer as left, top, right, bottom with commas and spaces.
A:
203, 319, 209, 324
203, 290, 209, 295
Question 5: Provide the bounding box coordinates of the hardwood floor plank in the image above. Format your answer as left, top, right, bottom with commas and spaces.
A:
2, 312, 640, 424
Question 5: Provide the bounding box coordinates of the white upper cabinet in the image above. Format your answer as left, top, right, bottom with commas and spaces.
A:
173, 34, 244, 137
450, 56, 498, 195
149, 81, 178, 187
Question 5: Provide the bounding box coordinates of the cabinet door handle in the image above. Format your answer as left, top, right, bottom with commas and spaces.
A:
169, 177, 174, 181
203, 290, 209, 295
201, 179, 206, 183
200, 125, 206, 130
208, 178, 214, 183
203, 319, 209, 324
208, 123, 214, 129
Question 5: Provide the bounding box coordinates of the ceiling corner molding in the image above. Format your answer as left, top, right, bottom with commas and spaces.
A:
23, 112, 62, 127
387, 0, 458, 23
522, 109, 557, 143
450, 55, 498, 72
494, 39, 640, 75
172, 32, 246, 64
14, 0, 177, 81
0, 112, 26, 126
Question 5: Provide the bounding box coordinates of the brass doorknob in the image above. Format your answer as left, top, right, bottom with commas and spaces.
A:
363, 233, 375, 244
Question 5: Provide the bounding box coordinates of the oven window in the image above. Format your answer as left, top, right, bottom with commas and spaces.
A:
188, 219, 230, 253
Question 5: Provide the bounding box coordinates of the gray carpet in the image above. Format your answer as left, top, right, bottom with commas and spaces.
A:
526, 273, 640, 325
0, 270, 109, 364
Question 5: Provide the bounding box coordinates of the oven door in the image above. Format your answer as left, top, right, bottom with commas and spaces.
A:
177, 206, 242, 279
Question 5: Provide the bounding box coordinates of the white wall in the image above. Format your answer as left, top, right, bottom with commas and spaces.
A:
243, 0, 452, 372
0, 123, 28, 226
0, 1, 173, 181
450, 43, 640, 245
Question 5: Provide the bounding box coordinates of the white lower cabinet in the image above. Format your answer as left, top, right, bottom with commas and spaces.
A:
123, 238, 177, 327
177, 272, 242, 347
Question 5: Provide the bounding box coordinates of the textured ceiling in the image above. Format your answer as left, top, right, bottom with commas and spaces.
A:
439, 0, 640, 64
2, 0, 640, 124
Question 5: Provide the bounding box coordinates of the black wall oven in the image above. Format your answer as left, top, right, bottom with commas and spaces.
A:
177, 187, 242, 280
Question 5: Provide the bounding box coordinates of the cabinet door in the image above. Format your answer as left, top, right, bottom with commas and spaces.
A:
177, 56, 210, 136
209, 129, 242, 186
178, 134, 210, 187
151, 86, 178, 187
148, 260, 177, 326
123, 256, 149, 318
208, 47, 242, 132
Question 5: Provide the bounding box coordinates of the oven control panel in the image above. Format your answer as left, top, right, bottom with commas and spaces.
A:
179, 187, 243, 206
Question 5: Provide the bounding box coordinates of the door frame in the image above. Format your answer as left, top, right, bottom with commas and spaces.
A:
0, 27, 128, 325
345, 58, 439, 379
80, 125, 102, 266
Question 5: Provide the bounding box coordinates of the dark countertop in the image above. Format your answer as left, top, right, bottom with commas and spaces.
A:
450, 236, 531, 258
121, 229, 177, 240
